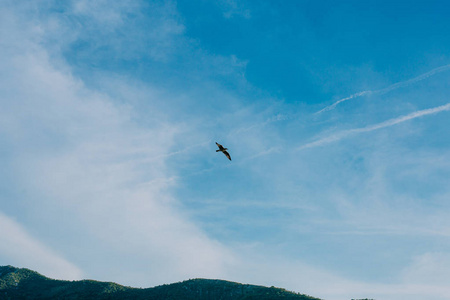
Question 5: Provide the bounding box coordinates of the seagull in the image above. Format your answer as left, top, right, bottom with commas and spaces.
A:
216, 142, 231, 161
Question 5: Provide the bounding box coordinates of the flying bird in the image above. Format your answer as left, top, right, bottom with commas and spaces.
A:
216, 142, 231, 161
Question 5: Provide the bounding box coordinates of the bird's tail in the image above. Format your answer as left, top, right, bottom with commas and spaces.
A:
216, 150, 221, 152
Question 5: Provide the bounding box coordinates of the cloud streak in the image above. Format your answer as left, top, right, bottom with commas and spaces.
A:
0, 2, 236, 286
3, 2, 450, 300
300, 102, 450, 150
0, 212, 83, 280
316, 64, 450, 114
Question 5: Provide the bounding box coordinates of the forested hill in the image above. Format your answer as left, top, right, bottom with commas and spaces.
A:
0, 265, 320, 299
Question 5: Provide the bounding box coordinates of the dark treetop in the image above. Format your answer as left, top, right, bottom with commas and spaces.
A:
0, 265, 321, 300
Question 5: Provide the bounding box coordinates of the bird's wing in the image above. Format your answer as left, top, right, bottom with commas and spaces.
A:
216, 142, 224, 150
223, 150, 231, 161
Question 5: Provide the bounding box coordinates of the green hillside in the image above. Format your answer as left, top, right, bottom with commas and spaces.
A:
0, 266, 320, 299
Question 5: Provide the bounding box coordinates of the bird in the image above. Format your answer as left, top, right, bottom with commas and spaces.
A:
216, 142, 231, 161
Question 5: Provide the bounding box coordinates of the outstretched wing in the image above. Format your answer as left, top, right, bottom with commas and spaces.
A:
216, 142, 224, 150
223, 150, 231, 161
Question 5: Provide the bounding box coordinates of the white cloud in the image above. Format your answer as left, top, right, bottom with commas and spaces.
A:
401, 253, 450, 286
0, 1, 235, 286
69, 0, 185, 62
299, 102, 450, 150
2, 2, 450, 300
225, 250, 450, 300
0, 211, 83, 280
317, 63, 450, 113
219, 0, 252, 19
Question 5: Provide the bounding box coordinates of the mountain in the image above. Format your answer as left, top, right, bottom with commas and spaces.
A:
0, 266, 321, 299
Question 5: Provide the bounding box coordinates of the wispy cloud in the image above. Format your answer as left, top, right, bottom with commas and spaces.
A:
218, 0, 251, 19
228, 248, 450, 300
300, 102, 450, 150
0, 2, 236, 286
316, 91, 372, 114
316, 64, 450, 114
0, 212, 83, 280
3, 2, 450, 299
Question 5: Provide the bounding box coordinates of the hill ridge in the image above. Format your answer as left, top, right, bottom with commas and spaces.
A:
0, 265, 321, 299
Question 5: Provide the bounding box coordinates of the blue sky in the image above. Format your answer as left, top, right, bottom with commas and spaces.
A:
1, 1, 450, 299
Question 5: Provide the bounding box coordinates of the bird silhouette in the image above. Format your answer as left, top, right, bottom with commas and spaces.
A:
216, 142, 231, 161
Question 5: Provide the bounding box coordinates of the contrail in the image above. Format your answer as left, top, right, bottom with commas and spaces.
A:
300, 102, 450, 150
316, 64, 450, 114
316, 91, 372, 114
